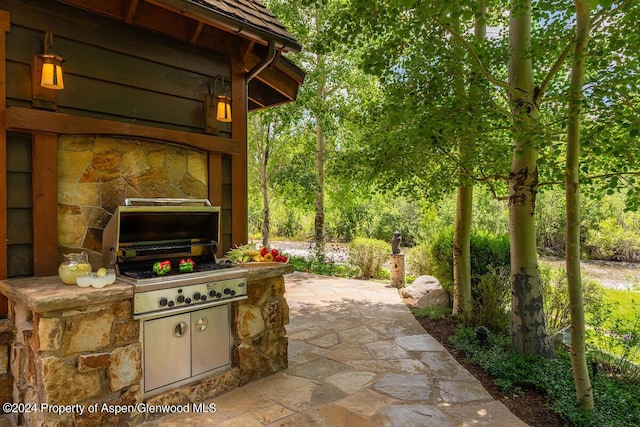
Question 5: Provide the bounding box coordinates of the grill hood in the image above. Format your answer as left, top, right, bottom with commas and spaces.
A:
102, 198, 221, 268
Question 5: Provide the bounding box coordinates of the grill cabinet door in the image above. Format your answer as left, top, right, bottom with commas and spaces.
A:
143, 312, 191, 392
191, 305, 231, 376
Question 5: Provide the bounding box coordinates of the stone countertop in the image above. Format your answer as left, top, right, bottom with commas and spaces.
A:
245, 263, 294, 282
0, 276, 134, 314
0, 265, 294, 314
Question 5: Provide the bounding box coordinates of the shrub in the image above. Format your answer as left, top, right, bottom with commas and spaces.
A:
428, 229, 455, 291
406, 242, 431, 276
472, 267, 511, 333
348, 237, 389, 279
427, 229, 511, 293
539, 262, 609, 336
585, 217, 640, 262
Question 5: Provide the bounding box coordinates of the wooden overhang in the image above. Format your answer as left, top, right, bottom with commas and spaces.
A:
56, 0, 305, 111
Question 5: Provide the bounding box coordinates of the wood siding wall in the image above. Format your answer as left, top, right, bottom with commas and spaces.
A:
6, 133, 32, 277
0, 0, 250, 292
3, 0, 232, 134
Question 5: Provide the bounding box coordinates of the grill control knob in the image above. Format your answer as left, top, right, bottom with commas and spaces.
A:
193, 292, 201, 300
230, 290, 236, 296
217, 292, 223, 298
201, 295, 207, 301
185, 297, 192, 304
168, 301, 175, 307
176, 295, 185, 304
158, 297, 168, 307
208, 290, 216, 298
223, 288, 231, 295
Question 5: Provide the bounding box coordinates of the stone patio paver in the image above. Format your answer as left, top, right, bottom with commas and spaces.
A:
140, 271, 528, 427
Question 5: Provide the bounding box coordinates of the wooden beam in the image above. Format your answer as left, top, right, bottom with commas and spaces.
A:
246, 51, 299, 100
247, 96, 266, 109
32, 132, 58, 277
125, 0, 139, 23
5, 107, 242, 155
190, 21, 204, 45
238, 40, 255, 62
230, 52, 248, 246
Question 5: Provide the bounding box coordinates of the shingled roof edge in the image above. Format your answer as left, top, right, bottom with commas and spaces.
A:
156, 0, 301, 53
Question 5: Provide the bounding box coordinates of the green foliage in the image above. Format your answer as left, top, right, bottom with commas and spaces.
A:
325, 193, 429, 245
288, 255, 358, 278
451, 327, 640, 427
427, 229, 455, 290
585, 217, 640, 262
406, 243, 431, 276
536, 190, 567, 257
347, 237, 389, 279
539, 262, 609, 336
427, 229, 510, 292
589, 292, 640, 375
411, 306, 451, 319
471, 268, 511, 334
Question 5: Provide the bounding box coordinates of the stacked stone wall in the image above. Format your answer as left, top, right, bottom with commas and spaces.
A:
9, 300, 140, 426
234, 276, 289, 385
57, 136, 208, 269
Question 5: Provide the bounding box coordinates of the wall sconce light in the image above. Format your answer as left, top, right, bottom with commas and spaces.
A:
40, 30, 64, 90
216, 94, 232, 123
214, 76, 232, 122
204, 75, 232, 134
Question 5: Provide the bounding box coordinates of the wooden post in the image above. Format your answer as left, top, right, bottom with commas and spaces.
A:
230, 52, 248, 246
0, 10, 9, 319
390, 253, 405, 288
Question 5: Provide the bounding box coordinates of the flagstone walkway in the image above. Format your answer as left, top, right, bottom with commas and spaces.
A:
142, 272, 528, 426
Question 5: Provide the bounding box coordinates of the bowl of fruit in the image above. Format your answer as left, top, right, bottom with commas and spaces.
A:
225, 244, 289, 266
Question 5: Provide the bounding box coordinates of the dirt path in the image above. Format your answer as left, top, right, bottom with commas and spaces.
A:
540, 257, 640, 290
262, 239, 640, 290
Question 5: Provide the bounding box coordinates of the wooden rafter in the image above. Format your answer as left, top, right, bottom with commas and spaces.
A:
125, 0, 139, 23
190, 21, 204, 45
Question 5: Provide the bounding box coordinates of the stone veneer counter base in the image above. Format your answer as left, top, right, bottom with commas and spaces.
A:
0, 264, 293, 427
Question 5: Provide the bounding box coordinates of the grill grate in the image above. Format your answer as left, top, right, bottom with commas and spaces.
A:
120, 258, 234, 280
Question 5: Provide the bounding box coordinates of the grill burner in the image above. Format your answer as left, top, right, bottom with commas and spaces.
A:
119, 257, 235, 281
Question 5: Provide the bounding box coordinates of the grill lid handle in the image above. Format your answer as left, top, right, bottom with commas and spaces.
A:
124, 198, 212, 206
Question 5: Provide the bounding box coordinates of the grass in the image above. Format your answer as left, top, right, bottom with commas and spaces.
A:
585, 288, 640, 367
602, 288, 639, 329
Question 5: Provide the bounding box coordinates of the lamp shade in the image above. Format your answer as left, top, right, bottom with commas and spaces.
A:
216, 96, 232, 122
40, 54, 64, 90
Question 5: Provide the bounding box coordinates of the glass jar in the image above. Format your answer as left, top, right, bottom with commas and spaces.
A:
58, 252, 92, 285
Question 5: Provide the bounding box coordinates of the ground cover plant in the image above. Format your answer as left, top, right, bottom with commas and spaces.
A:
449, 326, 640, 427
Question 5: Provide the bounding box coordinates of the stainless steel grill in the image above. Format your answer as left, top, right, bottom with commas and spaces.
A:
102, 198, 248, 397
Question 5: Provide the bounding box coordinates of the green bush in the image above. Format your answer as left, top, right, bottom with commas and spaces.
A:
428, 229, 455, 290
406, 243, 431, 276
472, 267, 511, 333
427, 229, 511, 293
585, 217, 640, 262
348, 237, 389, 279
539, 262, 609, 336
